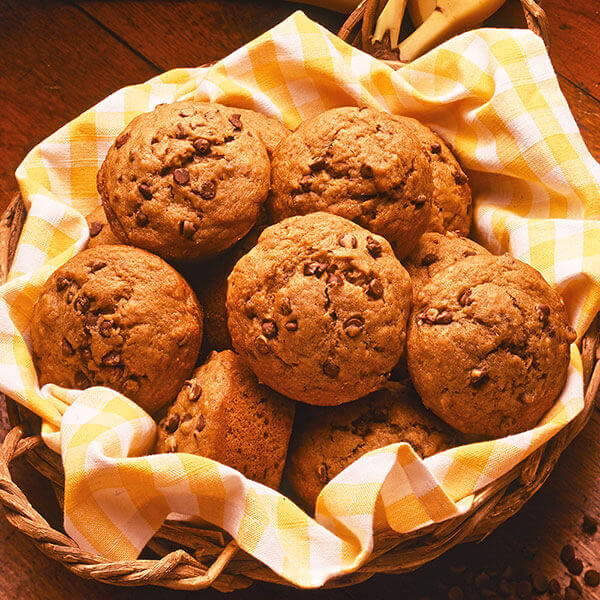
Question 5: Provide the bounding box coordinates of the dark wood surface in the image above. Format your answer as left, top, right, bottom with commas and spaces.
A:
1, 1, 599, 598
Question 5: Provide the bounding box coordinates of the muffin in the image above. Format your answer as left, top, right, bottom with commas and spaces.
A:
97, 101, 271, 261
234, 108, 290, 157
155, 350, 295, 489
407, 253, 576, 437
403, 119, 472, 235
286, 382, 458, 509
269, 106, 433, 258
404, 231, 490, 295
30, 245, 203, 414
86, 205, 120, 248
227, 212, 412, 405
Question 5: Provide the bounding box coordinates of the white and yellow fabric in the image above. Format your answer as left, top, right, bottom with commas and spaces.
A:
2, 12, 599, 588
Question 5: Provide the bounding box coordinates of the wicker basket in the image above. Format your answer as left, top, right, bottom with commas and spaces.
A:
1, 1, 597, 591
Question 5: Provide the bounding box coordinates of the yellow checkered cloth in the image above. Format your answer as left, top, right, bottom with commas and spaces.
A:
3, 12, 598, 587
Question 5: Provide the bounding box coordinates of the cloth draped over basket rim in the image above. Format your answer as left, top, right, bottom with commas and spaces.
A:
3, 11, 600, 588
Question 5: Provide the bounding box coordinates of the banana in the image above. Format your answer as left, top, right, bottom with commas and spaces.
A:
290, 0, 363, 14
407, 0, 436, 26
399, 0, 506, 61
372, 0, 409, 50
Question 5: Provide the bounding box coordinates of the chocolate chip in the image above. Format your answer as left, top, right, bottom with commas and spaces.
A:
414, 194, 427, 209
585, 570, 600, 587
536, 303, 550, 322
564, 588, 579, 600
454, 171, 469, 185
228, 113, 242, 130
165, 413, 180, 434
516, 580, 532, 598
448, 586, 464, 600
74, 295, 90, 314
436, 311, 452, 324
567, 558, 583, 575
344, 316, 364, 338
173, 168, 190, 185
421, 253, 438, 266
261, 319, 278, 339
180, 220, 196, 239
366, 235, 382, 258
193, 138, 211, 154
115, 132, 130, 148
470, 368, 487, 384
430, 142, 442, 154
196, 414, 206, 433
310, 159, 327, 172
135, 210, 148, 226
338, 233, 358, 249
99, 319, 112, 337
582, 514, 597, 534
279, 297, 292, 316
367, 279, 383, 299
102, 350, 121, 367
199, 181, 216, 200
62, 338, 74, 356
89, 260, 106, 272
186, 380, 202, 402
56, 276, 70, 292
326, 272, 343, 287
89, 221, 103, 237
360, 164, 373, 178
74, 371, 90, 388
176, 122, 186, 138
531, 574, 548, 593
322, 359, 339, 378
317, 464, 328, 484
284, 320, 298, 331
561, 545, 575, 565
303, 261, 327, 277
458, 289, 473, 306
137, 182, 152, 200
255, 336, 270, 354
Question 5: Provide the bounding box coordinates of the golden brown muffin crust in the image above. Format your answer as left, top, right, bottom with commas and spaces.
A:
86, 205, 120, 248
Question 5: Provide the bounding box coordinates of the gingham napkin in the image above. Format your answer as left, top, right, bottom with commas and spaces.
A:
3, 12, 599, 588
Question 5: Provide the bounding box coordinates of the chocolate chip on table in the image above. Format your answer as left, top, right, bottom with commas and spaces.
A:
582, 514, 598, 534
255, 335, 270, 354
115, 132, 130, 148
62, 338, 74, 356
322, 359, 339, 379
430, 142, 442, 154
138, 182, 152, 200
228, 113, 242, 130
561, 544, 575, 565
366, 235, 382, 258
173, 168, 190, 185
135, 210, 148, 226
196, 414, 206, 433
567, 558, 583, 575
535, 303, 550, 323
338, 233, 358, 249
585, 570, 600, 587
360, 164, 373, 178
279, 297, 292, 316
261, 319, 278, 339
193, 138, 211, 154
164, 413, 180, 434
470, 368, 487, 384
102, 350, 121, 367
454, 171, 469, 185
284, 320, 298, 332
367, 278, 383, 299
344, 316, 364, 338
89, 221, 103, 237
56, 276, 70, 291
458, 289, 473, 306
199, 181, 216, 200
421, 253, 438, 266
531, 573, 548, 593
74, 295, 90, 314
180, 220, 196, 239
447, 585, 464, 600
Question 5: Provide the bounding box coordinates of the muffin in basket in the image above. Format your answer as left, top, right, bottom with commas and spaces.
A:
227, 212, 412, 405
86, 205, 120, 248
30, 245, 203, 414
155, 350, 295, 489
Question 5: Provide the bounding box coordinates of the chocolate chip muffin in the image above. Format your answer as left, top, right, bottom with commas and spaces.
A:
404, 231, 490, 295
407, 254, 576, 437
30, 245, 203, 414
269, 107, 433, 258
227, 212, 412, 405
155, 350, 295, 489
286, 382, 458, 509
86, 206, 120, 248
97, 101, 271, 261
234, 108, 290, 158
403, 119, 472, 235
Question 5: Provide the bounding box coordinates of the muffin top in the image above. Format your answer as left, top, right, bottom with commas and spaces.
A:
97, 101, 270, 261
234, 108, 290, 158
227, 212, 412, 405
30, 245, 203, 414
407, 253, 576, 436
269, 106, 433, 258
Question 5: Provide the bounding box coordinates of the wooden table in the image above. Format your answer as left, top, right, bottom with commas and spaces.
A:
1, 1, 599, 598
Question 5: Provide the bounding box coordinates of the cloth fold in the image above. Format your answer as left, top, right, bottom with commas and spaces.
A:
1, 12, 598, 587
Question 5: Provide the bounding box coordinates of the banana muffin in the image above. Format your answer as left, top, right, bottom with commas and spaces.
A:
286, 382, 458, 509
86, 205, 120, 248
407, 253, 576, 437
227, 212, 413, 405
268, 107, 433, 258
97, 101, 271, 261
31, 245, 203, 414
155, 350, 295, 489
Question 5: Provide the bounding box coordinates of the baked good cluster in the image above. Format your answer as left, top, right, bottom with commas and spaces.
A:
31, 102, 576, 509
